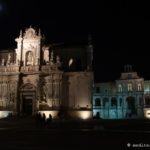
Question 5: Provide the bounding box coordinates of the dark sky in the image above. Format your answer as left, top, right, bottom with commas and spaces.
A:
0, 0, 149, 82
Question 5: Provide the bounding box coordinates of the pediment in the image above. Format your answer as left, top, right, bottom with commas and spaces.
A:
20, 83, 35, 91
24, 27, 37, 39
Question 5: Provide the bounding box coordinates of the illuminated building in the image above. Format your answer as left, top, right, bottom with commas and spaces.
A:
0, 27, 93, 119
93, 65, 150, 119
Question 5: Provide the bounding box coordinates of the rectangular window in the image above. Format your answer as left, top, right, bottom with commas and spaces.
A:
139, 97, 143, 106
95, 98, 101, 106
96, 87, 100, 93
119, 98, 123, 106
138, 83, 142, 91
118, 84, 122, 92
128, 83, 132, 92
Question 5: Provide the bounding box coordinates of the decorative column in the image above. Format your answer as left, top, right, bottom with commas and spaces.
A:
53, 79, 60, 108
49, 80, 53, 107
14, 78, 19, 115
123, 95, 126, 118
59, 79, 62, 106
101, 97, 103, 118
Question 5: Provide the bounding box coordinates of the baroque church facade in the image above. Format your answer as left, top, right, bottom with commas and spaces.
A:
0, 27, 93, 119
93, 65, 150, 119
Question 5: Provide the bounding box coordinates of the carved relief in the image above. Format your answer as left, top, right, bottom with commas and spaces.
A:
14, 27, 41, 68
0, 81, 16, 109
24, 27, 37, 39
0, 27, 93, 118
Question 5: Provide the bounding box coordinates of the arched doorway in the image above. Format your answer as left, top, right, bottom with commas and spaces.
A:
111, 97, 117, 108
22, 95, 33, 115
145, 96, 150, 107
19, 83, 36, 116
126, 97, 136, 118
111, 97, 118, 118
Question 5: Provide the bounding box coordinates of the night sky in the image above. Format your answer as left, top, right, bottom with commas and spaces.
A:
0, 0, 149, 82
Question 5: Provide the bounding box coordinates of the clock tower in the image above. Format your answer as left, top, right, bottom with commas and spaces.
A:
15, 26, 42, 66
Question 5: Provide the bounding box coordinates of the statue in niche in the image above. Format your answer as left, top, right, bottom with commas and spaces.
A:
27, 52, 33, 65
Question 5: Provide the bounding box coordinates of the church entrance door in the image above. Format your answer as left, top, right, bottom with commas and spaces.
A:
20, 83, 36, 116
22, 96, 33, 116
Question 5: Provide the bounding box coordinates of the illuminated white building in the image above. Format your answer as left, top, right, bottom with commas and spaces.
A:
0, 27, 93, 119
93, 65, 150, 119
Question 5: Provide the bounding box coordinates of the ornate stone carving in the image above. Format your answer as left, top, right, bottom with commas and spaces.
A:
24, 27, 37, 39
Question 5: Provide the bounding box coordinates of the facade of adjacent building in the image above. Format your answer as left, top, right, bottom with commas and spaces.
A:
0, 27, 93, 119
93, 65, 150, 119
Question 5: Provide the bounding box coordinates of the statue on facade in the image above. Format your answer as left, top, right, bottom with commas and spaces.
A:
19, 30, 22, 38
50, 51, 54, 65
7, 53, 11, 65
56, 56, 61, 67
56, 56, 60, 64
27, 52, 33, 65
69, 58, 73, 67
43, 47, 49, 64
1, 59, 5, 66
24, 26, 36, 39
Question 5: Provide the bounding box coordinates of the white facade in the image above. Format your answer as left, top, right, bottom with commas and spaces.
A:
0, 27, 93, 119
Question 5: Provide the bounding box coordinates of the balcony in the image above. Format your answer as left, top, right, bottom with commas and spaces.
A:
41, 65, 58, 73
93, 105, 102, 109
0, 66, 19, 73
21, 66, 39, 73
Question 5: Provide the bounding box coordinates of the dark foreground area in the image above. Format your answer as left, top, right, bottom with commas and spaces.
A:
0, 117, 150, 150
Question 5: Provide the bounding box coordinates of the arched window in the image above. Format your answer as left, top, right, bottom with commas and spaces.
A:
119, 98, 123, 106
128, 83, 132, 92
126, 97, 135, 109
139, 97, 143, 106
111, 97, 117, 107
96, 87, 100, 93
118, 84, 122, 92
145, 96, 150, 106
137, 83, 142, 91
103, 98, 109, 107
95, 98, 101, 106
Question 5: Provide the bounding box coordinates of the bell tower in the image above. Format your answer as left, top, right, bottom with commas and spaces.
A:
86, 33, 93, 71
15, 26, 42, 66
